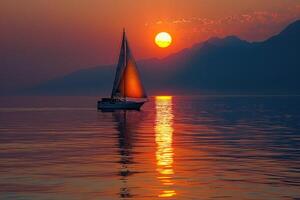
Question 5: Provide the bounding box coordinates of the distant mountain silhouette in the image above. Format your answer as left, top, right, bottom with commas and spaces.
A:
28, 20, 300, 95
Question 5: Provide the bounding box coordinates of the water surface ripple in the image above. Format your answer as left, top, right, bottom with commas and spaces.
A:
0, 96, 299, 200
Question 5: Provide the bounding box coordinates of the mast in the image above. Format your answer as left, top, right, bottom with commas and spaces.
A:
124, 29, 126, 102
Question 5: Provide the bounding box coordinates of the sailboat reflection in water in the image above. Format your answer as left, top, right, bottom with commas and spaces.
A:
98, 29, 147, 110
155, 96, 176, 198
114, 110, 142, 198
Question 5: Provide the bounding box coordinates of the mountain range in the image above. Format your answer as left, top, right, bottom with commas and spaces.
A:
27, 20, 300, 95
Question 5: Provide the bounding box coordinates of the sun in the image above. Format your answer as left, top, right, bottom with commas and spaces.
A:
155, 32, 172, 48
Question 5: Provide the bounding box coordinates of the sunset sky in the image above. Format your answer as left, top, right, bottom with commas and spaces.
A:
1, 0, 300, 92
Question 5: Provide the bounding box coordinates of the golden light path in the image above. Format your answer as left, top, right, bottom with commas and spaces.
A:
155, 32, 172, 48
155, 96, 176, 198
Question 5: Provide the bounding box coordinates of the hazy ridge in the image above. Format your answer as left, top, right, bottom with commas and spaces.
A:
26, 20, 300, 95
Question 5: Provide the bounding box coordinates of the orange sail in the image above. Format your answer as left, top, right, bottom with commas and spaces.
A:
111, 30, 147, 99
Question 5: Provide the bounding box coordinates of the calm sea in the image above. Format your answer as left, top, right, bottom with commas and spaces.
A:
0, 96, 299, 200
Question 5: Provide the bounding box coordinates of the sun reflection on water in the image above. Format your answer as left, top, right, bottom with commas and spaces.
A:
155, 96, 176, 198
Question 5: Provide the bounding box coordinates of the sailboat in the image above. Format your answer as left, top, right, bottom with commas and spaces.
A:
98, 29, 147, 110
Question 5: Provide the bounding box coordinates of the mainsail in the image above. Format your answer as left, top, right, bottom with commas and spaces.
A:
111, 30, 147, 99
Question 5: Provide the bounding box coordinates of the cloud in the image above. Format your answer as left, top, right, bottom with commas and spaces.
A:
146, 4, 300, 42
172, 18, 191, 24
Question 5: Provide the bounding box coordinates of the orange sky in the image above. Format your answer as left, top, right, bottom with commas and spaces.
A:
0, 0, 300, 91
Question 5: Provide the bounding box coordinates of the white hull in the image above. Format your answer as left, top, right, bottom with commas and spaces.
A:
98, 99, 145, 110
